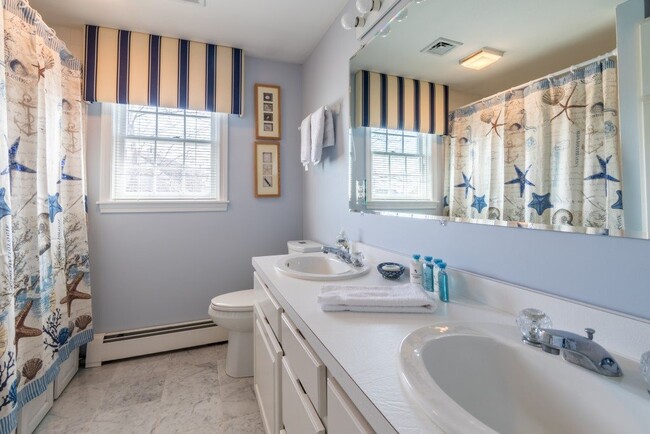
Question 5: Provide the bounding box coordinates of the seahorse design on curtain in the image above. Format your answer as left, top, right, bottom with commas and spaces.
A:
444, 57, 623, 234
0, 2, 93, 430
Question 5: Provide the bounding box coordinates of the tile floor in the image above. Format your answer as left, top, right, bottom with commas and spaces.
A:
35, 343, 264, 433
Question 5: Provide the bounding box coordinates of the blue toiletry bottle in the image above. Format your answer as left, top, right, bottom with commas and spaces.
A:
423, 256, 433, 292
438, 262, 449, 302
433, 258, 442, 293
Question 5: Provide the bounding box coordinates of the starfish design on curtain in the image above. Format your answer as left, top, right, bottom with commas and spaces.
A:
58, 156, 81, 183
48, 193, 63, 222
550, 83, 587, 124
611, 190, 623, 210
60, 272, 91, 317
505, 164, 535, 198
0, 188, 10, 220
0, 137, 37, 184
455, 172, 475, 198
528, 192, 553, 216
14, 300, 43, 357
485, 109, 505, 138
471, 194, 487, 213
584, 154, 620, 194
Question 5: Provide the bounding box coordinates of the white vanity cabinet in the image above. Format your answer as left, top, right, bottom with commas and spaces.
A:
253, 269, 373, 434
253, 272, 283, 434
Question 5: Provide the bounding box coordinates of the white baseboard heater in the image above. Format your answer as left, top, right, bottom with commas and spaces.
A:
85, 319, 228, 368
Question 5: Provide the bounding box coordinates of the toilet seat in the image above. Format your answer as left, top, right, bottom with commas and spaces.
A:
210, 289, 255, 312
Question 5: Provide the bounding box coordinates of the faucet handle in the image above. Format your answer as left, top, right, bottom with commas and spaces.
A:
584, 328, 595, 340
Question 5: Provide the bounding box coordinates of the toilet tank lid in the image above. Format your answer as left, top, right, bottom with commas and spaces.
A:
287, 240, 322, 253
210, 289, 255, 311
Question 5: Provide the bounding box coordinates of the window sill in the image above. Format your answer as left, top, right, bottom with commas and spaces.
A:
96, 200, 229, 214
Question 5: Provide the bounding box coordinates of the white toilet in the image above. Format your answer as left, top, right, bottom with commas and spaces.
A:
208, 240, 321, 378
209, 289, 256, 378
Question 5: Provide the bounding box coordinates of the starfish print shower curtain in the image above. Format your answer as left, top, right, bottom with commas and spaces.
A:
444, 57, 624, 234
0, 1, 93, 430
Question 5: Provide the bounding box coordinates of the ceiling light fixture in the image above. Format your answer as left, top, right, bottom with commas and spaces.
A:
460, 48, 504, 70
341, 13, 365, 30
356, 0, 381, 14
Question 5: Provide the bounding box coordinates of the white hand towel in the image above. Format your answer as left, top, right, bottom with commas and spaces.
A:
300, 114, 311, 171
322, 108, 335, 148
321, 304, 435, 314
310, 106, 325, 165
318, 283, 436, 308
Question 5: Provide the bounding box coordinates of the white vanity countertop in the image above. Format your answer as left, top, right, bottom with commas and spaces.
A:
252, 252, 518, 433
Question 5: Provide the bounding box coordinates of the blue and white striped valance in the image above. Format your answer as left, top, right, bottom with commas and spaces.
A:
84, 25, 244, 115
355, 70, 448, 135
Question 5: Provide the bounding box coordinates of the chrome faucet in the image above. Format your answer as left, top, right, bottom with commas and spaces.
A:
321, 246, 352, 263
539, 328, 623, 377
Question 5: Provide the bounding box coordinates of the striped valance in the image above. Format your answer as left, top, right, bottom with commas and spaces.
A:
354, 70, 448, 135
84, 25, 244, 115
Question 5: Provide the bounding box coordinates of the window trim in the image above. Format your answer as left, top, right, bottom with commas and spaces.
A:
364, 128, 439, 210
97, 103, 229, 213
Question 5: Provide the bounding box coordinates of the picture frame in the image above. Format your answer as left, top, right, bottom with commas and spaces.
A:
254, 142, 281, 197
255, 84, 281, 140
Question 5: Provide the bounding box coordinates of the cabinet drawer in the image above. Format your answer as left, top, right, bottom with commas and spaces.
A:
254, 306, 282, 434
254, 272, 283, 341
281, 357, 325, 434
281, 313, 326, 417
327, 378, 374, 434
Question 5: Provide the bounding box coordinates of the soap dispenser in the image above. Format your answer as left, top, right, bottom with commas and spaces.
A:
336, 227, 350, 252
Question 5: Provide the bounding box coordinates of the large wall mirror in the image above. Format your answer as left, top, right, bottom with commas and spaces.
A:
349, 0, 649, 239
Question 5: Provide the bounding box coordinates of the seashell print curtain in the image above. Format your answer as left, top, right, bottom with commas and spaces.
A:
0, 1, 93, 430
444, 57, 624, 234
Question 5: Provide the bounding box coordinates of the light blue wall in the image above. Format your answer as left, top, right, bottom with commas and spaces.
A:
86, 56, 304, 332
301, 0, 650, 320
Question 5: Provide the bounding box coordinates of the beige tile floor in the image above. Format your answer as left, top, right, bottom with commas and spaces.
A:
35, 343, 264, 434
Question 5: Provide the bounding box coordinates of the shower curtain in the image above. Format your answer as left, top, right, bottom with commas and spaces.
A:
444, 57, 623, 233
0, 1, 93, 430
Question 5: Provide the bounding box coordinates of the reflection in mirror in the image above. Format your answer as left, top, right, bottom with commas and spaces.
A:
349, 0, 648, 238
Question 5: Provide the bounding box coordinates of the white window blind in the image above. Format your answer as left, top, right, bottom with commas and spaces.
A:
367, 128, 433, 202
112, 104, 225, 201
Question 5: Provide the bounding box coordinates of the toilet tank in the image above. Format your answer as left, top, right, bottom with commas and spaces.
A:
287, 240, 322, 254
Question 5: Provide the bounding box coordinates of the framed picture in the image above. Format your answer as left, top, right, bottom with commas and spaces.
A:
255, 84, 281, 140
254, 142, 281, 197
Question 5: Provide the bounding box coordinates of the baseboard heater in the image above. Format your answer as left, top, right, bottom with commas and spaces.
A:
85, 319, 228, 368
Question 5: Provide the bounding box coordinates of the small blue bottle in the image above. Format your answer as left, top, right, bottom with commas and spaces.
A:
438, 262, 449, 302
433, 258, 443, 293
423, 256, 433, 292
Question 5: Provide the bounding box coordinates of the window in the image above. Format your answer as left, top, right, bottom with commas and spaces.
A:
98, 104, 228, 213
365, 128, 437, 209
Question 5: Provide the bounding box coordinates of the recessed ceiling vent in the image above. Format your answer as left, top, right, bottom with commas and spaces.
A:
176, 0, 207, 6
421, 38, 463, 56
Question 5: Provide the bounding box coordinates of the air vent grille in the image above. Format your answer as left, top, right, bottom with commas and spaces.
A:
421, 38, 463, 56
177, 0, 207, 6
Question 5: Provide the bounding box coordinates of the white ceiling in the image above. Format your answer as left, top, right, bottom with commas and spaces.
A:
28, 0, 349, 63
352, 0, 625, 100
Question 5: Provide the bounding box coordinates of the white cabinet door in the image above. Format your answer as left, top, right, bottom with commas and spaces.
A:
327, 378, 374, 434
281, 357, 325, 434
254, 306, 283, 434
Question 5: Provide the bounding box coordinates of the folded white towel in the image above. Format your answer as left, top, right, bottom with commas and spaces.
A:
300, 114, 311, 171
310, 106, 325, 165
318, 283, 436, 309
321, 304, 435, 314
322, 108, 335, 149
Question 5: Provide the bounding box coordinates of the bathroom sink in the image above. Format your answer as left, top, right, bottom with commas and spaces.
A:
399, 323, 650, 434
275, 254, 370, 281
